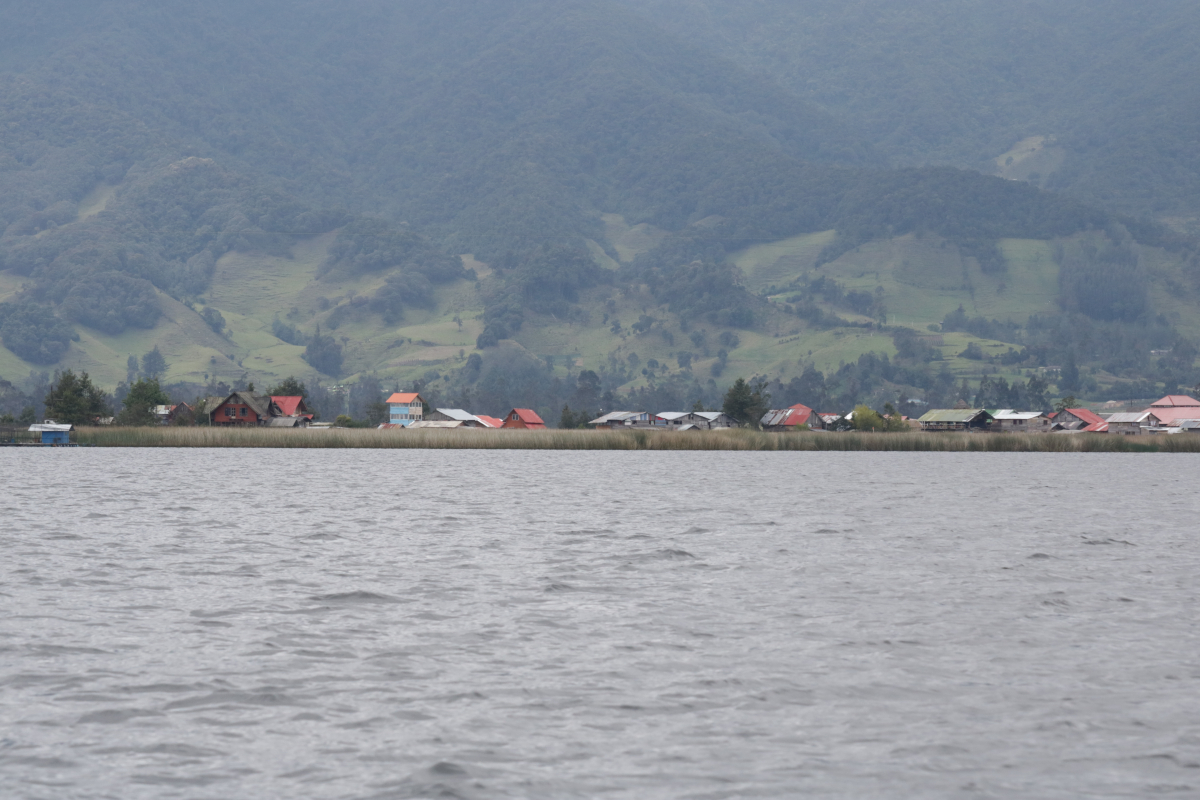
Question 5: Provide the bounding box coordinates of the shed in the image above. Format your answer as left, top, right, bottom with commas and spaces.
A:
28, 421, 74, 445
990, 410, 1052, 433
501, 408, 546, 429
693, 411, 737, 429
916, 409, 992, 431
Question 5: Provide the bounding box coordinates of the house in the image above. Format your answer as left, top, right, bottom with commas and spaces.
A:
1049, 408, 1103, 431
819, 413, 843, 428
1141, 394, 1200, 427
271, 396, 313, 420
207, 392, 279, 426
916, 409, 992, 431
990, 410, 1052, 433
501, 408, 546, 429
760, 403, 823, 432
426, 409, 488, 427
152, 403, 193, 425
385, 392, 425, 427
693, 411, 737, 429
1105, 410, 1160, 435
475, 415, 504, 429
589, 411, 652, 429
28, 421, 73, 445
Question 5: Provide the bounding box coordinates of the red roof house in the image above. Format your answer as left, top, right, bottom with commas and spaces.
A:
501, 408, 546, 429
475, 415, 505, 429
271, 396, 312, 419
760, 403, 823, 431
1145, 395, 1200, 425
1053, 408, 1105, 430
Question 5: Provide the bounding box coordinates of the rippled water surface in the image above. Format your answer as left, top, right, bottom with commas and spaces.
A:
2, 449, 1198, 798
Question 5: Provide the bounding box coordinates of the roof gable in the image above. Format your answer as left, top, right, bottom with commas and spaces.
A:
1151, 395, 1200, 408
271, 396, 308, 416
510, 408, 544, 424
386, 392, 423, 405
1064, 408, 1105, 426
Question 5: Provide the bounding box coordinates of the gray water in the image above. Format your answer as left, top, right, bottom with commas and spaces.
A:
1, 449, 1198, 799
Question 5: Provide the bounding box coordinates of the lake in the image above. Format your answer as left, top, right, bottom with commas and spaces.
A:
1, 449, 1197, 798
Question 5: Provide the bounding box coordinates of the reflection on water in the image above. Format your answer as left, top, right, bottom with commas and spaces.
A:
1, 449, 1198, 798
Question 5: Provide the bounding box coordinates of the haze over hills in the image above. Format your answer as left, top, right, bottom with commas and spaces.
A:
0, 0, 1198, 422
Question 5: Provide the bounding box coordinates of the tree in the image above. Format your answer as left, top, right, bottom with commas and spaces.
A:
43, 371, 110, 425
141, 346, 168, 379
117, 378, 171, 426
267, 376, 309, 399
881, 402, 908, 432
722, 377, 770, 428
304, 325, 343, 376
1055, 395, 1078, 414
559, 404, 592, 429
851, 404, 886, 432
1059, 353, 1080, 394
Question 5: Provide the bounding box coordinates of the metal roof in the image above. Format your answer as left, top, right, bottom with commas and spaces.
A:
917, 409, 989, 423
1106, 411, 1153, 423
991, 411, 1047, 420
761, 405, 815, 427
475, 415, 504, 429
386, 392, 422, 404
408, 420, 469, 428
1062, 408, 1105, 426
272, 396, 308, 416
589, 411, 644, 424
655, 411, 691, 421
694, 411, 729, 422
434, 408, 482, 422
1151, 395, 1200, 407
28, 423, 73, 432
1140, 406, 1200, 424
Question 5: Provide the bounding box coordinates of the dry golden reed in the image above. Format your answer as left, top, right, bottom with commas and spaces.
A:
73, 426, 1200, 452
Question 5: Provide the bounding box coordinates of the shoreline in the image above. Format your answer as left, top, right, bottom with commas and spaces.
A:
60, 427, 1200, 452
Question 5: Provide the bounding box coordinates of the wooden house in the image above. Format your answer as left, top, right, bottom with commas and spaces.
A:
1051, 408, 1105, 431
693, 411, 737, 429
207, 392, 279, 426
501, 408, 546, 429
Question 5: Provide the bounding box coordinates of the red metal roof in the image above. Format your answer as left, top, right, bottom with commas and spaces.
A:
1064, 408, 1105, 426
1141, 406, 1199, 424
1082, 421, 1109, 433
476, 415, 504, 429
386, 392, 422, 404
271, 396, 306, 416
512, 408, 544, 424
1150, 395, 1200, 408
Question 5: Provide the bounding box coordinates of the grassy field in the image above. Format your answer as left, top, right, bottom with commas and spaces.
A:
71, 426, 1200, 453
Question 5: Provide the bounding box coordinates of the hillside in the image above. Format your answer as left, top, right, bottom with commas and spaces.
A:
0, 0, 1198, 422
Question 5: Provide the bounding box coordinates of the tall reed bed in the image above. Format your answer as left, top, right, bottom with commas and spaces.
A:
73, 426, 1200, 452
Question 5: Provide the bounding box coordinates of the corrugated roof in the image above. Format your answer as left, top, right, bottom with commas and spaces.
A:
505, 408, 545, 426
409, 420, 469, 428
656, 411, 691, 421
1106, 411, 1153, 423
28, 423, 73, 432
589, 411, 644, 424
476, 415, 504, 429
386, 392, 422, 404
434, 408, 482, 422
1063, 408, 1105, 426
992, 411, 1046, 420
272, 396, 308, 416
1151, 395, 1200, 407
917, 409, 989, 423
1082, 421, 1109, 433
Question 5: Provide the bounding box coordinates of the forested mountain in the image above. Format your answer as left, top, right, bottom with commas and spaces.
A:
623, 0, 1200, 226
0, 0, 1197, 422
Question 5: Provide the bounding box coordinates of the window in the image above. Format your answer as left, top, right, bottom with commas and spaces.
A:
241, 407, 247, 416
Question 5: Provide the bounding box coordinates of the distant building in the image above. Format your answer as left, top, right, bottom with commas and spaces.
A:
1105, 410, 1159, 435
760, 403, 823, 432
1142, 395, 1200, 427
271, 396, 313, 420
207, 392, 279, 426
475, 415, 504, 429
916, 409, 992, 431
501, 408, 546, 429
692, 411, 737, 429
28, 421, 73, 445
589, 411, 652, 429
385, 393, 425, 427
426, 409, 489, 427
1051, 408, 1106, 431
990, 410, 1052, 433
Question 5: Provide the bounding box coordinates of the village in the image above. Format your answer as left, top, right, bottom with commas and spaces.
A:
8, 388, 1200, 446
